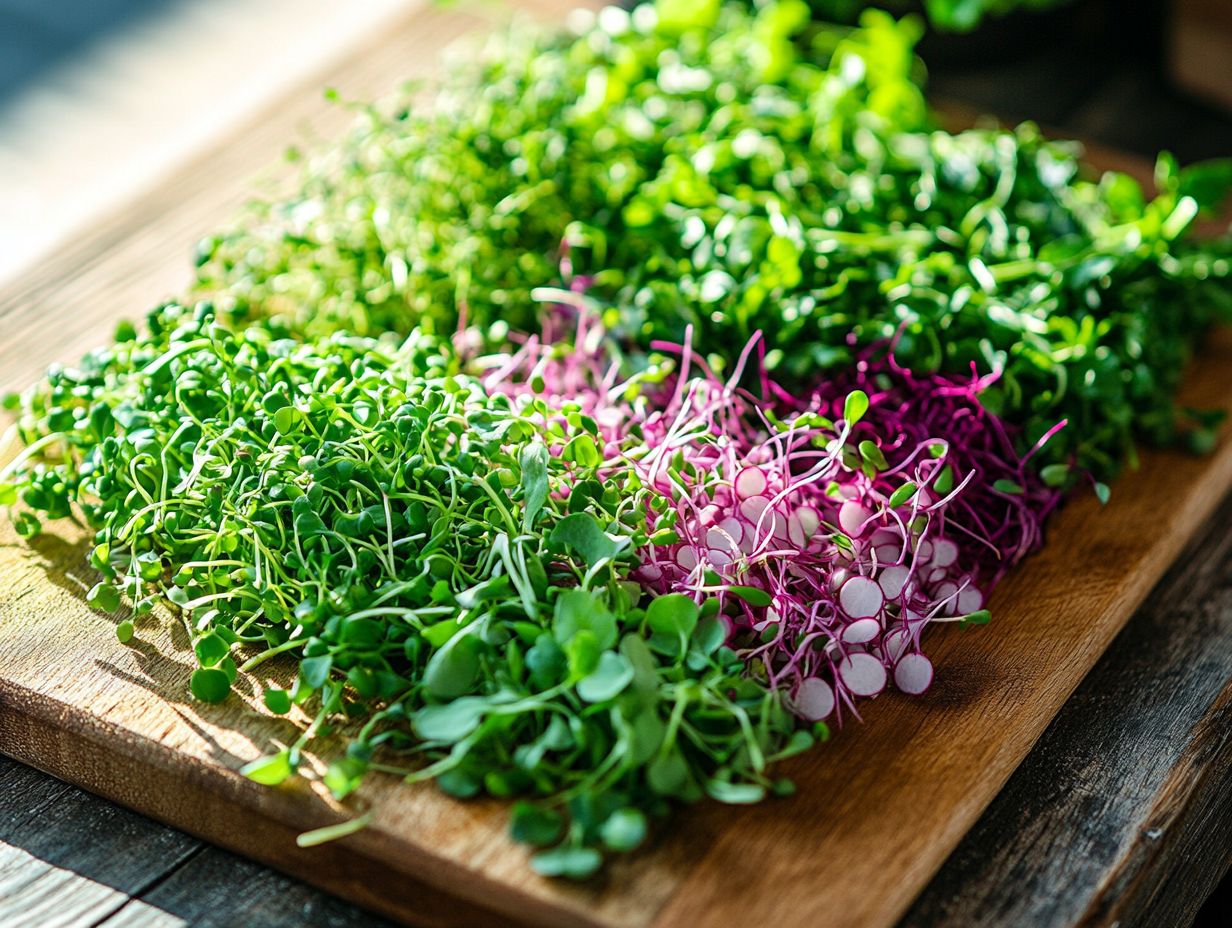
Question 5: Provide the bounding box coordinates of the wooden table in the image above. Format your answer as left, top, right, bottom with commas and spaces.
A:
0, 1, 1228, 926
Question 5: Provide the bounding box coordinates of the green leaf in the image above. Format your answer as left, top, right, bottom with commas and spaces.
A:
1040, 464, 1070, 488
888, 482, 918, 508
530, 845, 602, 880
241, 750, 295, 786
324, 757, 368, 800
629, 712, 667, 766
655, 0, 720, 32
843, 390, 869, 426
194, 632, 230, 668
263, 688, 292, 714
1161, 196, 1199, 240
725, 585, 771, 607
526, 634, 568, 688
992, 479, 1023, 495
858, 440, 888, 471
424, 632, 482, 698
1178, 158, 1232, 213
1094, 481, 1111, 505
299, 654, 333, 689
959, 609, 992, 627
552, 588, 617, 650
422, 619, 463, 648
933, 464, 955, 495
691, 615, 727, 656
437, 768, 482, 799
339, 616, 383, 648
14, 509, 45, 537
455, 575, 511, 610
115, 620, 135, 644
646, 593, 698, 641
599, 808, 647, 852
412, 697, 486, 742
647, 748, 690, 796
190, 668, 231, 703
520, 442, 550, 531
273, 406, 301, 435
563, 434, 602, 468
550, 512, 624, 567
564, 629, 601, 679
87, 582, 121, 613
771, 729, 815, 761
510, 801, 564, 846
620, 634, 660, 699
705, 780, 767, 804
576, 651, 635, 702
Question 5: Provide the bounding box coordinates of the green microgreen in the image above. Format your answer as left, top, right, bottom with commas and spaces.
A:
2, 301, 803, 873
191, 0, 1231, 482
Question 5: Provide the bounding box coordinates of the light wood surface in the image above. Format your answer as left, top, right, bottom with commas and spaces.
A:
1, 3, 1230, 928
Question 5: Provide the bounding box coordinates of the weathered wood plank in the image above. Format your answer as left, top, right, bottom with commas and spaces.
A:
6, 335, 1230, 928
643, 327, 1232, 928
899, 492, 1232, 928
0, 756, 200, 928
0, 753, 399, 928
0, 0, 420, 286
5, 449, 1229, 928
98, 845, 396, 928
0, 0, 577, 397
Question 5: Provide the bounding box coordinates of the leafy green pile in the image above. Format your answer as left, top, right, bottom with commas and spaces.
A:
0, 302, 809, 875
800, 0, 1073, 33
3, 0, 1231, 885
196, 0, 1231, 481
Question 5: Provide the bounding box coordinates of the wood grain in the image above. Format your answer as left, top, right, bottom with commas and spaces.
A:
0, 0, 579, 398
1, 4, 1231, 928
643, 327, 1232, 928
0, 753, 390, 928
0, 755, 202, 928
4, 310, 1231, 928
0, 0, 420, 287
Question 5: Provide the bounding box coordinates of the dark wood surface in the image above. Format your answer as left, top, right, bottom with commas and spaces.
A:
1, 1, 1230, 926
0, 754, 390, 928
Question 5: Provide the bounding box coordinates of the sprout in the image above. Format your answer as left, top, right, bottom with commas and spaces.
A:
484, 304, 1064, 724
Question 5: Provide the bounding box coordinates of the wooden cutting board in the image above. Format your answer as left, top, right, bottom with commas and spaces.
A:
2, 3, 1231, 928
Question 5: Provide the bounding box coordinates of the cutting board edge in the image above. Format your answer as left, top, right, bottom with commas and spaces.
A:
649, 328, 1232, 928
0, 680, 612, 928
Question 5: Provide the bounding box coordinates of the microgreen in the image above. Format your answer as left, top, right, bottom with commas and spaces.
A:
798, 0, 1076, 33
2, 302, 804, 873
193, 0, 1231, 482
3, 0, 1230, 884
482, 306, 1057, 720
